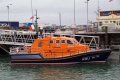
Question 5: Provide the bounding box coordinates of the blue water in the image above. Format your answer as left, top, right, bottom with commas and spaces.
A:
0, 56, 120, 80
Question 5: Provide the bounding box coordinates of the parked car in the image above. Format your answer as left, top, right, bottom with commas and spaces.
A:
43, 26, 55, 33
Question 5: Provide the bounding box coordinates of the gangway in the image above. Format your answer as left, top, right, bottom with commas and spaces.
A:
0, 29, 35, 46
0, 30, 100, 48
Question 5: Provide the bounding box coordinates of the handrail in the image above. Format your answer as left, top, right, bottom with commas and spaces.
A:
42, 48, 89, 58
9, 46, 90, 58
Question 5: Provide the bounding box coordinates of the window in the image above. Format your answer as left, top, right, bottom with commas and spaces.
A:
99, 22, 102, 26
61, 40, 65, 43
93, 22, 98, 27
56, 40, 60, 43
38, 42, 42, 47
105, 21, 108, 23
67, 40, 73, 44
103, 12, 110, 16
110, 21, 112, 23
113, 21, 116, 23
117, 12, 120, 16
116, 21, 118, 25
49, 40, 53, 44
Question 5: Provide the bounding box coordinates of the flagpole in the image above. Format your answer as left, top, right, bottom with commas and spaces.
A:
109, 0, 113, 14
31, 0, 33, 23
74, 0, 76, 25
87, 0, 89, 32
84, 1, 89, 32
59, 12, 61, 28
112, 0, 113, 15
35, 9, 38, 38
98, 0, 100, 31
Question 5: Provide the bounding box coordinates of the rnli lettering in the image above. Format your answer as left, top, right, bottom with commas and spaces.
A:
82, 55, 99, 61
82, 57, 90, 61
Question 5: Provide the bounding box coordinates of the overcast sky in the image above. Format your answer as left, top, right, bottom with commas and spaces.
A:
0, 0, 119, 25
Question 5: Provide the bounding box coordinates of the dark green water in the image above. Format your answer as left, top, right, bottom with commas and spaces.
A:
0, 56, 120, 80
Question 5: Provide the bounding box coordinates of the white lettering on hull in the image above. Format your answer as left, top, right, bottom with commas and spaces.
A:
82, 55, 100, 61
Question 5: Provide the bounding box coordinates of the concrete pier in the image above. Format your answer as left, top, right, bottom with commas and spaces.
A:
108, 51, 120, 61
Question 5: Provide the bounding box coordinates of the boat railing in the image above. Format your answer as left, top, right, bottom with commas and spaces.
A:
38, 48, 89, 58
29, 47, 45, 55
10, 46, 28, 54
10, 46, 103, 58
9, 46, 45, 55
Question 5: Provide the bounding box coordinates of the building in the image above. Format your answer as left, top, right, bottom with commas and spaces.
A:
0, 21, 19, 28
96, 10, 120, 31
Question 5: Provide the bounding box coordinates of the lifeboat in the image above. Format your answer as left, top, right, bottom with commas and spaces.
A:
9, 35, 112, 66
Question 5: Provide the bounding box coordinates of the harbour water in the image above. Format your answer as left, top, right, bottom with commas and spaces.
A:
0, 56, 120, 80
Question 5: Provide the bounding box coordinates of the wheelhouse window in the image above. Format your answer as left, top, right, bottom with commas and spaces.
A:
61, 40, 65, 43
38, 42, 42, 47
49, 40, 53, 44
56, 40, 60, 43
67, 40, 73, 44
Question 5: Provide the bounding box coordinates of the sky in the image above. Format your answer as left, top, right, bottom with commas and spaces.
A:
0, 0, 120, 25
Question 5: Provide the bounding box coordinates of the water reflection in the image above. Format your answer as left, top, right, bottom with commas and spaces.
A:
0, 56, 120, 80
34, 65, 84, 80
29, 63, 114, 80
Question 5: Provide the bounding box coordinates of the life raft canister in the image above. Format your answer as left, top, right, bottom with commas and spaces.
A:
14, 47, 20, 53
96, 46, 100, 50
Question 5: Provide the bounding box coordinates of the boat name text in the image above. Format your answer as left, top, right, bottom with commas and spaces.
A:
82, 55, 99, 61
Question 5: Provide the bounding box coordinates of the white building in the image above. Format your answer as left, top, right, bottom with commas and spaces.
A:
96, 10, 120, 31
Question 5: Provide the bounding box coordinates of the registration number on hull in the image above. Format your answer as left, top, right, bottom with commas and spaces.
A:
82, 55, 99, 61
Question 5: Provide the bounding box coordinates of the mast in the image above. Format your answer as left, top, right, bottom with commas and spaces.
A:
31, 0, 33, 23
35, 9, 38, 38
74, 0, 76, 25
59, 12, 61, 29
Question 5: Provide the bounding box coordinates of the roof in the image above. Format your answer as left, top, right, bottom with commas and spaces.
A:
100, 10, 120, 12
